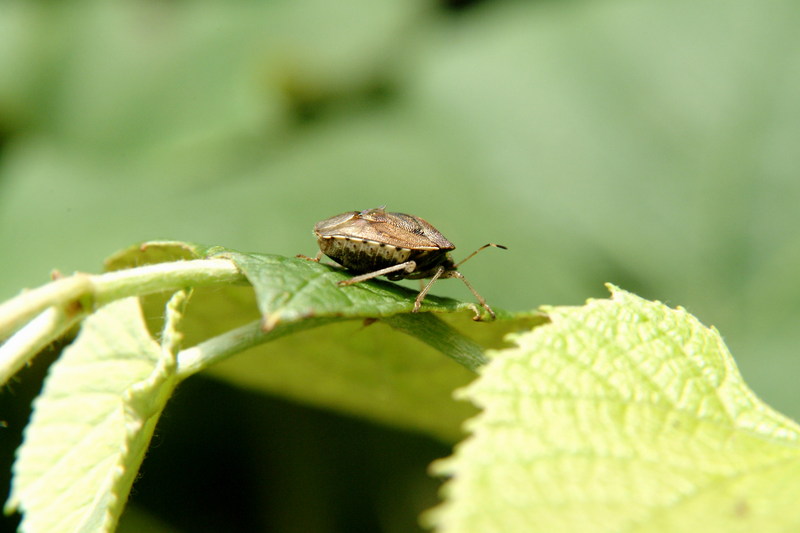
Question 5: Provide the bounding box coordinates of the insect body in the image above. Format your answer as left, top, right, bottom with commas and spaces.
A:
305, 207, 505, 320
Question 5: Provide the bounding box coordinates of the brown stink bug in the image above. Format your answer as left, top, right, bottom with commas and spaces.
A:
300, 207, 506, 320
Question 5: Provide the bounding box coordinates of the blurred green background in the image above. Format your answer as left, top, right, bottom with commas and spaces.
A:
1, 0, 799, 531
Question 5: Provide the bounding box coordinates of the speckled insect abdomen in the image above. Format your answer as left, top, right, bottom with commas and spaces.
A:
317, 237, 445, 277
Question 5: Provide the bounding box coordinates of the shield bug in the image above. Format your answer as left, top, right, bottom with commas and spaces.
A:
301, 207, 506, 320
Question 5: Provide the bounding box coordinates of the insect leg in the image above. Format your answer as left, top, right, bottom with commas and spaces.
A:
450, 271, 496, 321
338, 261, 417, 286
296, 251, 324, 261
297, 251, 346, 270
412, 266, 446, 313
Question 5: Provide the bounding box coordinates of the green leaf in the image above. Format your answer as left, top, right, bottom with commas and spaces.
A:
6, 297, 180, 533
203, 316, 480, 442
215, 251, 481, 330
106, 241, 486, 328
103, 240, 211, 270
100, 241, 542, 442
428, 286, 800, 533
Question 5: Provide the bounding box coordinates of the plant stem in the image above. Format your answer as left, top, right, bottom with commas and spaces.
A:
0, 307, 81, 385
0, 259, 244, 341
0, 276, 93, 342
0, 259, 245, 384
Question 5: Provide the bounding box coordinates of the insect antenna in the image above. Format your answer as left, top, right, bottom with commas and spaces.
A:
454, 243, 507, 268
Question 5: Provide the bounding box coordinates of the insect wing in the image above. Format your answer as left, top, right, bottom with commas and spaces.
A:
313, 211, 359, 235
385, 212, 454, 250
314, 209, 453, 251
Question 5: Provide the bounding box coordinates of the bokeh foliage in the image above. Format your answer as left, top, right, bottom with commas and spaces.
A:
1, 0, 799, 531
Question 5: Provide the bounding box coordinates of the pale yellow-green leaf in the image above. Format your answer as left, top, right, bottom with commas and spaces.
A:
6, 297, 180, 533
428, 286, 800, 533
